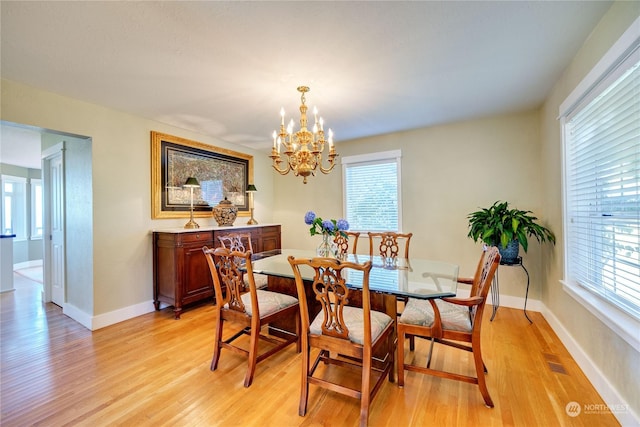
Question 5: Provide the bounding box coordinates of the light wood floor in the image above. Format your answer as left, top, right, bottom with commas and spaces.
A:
1, 273, 620, 427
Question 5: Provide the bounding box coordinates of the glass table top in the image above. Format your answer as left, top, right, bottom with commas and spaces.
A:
249, 249, 459, 300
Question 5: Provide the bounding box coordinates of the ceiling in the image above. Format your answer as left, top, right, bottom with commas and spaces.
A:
1, 1, 613, 169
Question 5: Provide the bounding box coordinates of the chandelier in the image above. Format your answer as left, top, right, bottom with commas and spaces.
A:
269, 86, 338, 184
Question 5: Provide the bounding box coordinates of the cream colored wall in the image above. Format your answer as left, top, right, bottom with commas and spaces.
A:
540, 1, 640, 418
274, 111, 549, 298
0, 79, 275, 320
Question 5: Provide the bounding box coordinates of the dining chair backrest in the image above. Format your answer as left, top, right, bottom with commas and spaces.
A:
469, 246, 501, 325
368, 231, 413, 259
203, 246, 251, 314
333, 231, 361, 256
218, 232, 270, 290
289, 256, 372, 341
218, 232, 254, 254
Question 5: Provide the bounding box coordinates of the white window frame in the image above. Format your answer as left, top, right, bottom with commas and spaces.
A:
30, 178, 43, 240
559, 16, 640, 352
341, 150, 402, 232
1, 174, 27, 240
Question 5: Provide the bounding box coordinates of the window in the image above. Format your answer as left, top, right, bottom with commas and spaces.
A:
1, 175, 27, 239
31, 179, 43, 239
342, 150, 402, 232
560, 21, 640, 331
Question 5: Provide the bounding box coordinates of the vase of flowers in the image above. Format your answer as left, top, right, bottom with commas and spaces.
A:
304, 211, 349, 258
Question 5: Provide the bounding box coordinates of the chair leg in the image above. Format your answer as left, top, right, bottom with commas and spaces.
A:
409, 334, 415, 351
359, 354, 372, 427
426, 337, 436, 368
210, 317, 224, 371
299, 343, 310, 416
473, 340, 494, 408
397, 326, 405, 387
244, 323, 260, 387
388, 329, 395, 382
295, 312, 302, 354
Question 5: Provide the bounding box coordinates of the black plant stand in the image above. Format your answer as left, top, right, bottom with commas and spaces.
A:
490, 256, 532, 323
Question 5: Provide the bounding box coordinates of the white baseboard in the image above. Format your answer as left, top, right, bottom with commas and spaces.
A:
90, 300, 156, 330
62, 303, 92, 330
13, 259, 43, 269
62, 300, 156, 331
493, 292, 543, 313
541, 305, 639, 426
458, 286, 543, 313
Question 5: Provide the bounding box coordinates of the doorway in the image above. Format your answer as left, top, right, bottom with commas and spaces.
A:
0, 121, 92, 322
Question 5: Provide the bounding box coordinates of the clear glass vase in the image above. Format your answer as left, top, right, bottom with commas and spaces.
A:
316, 232, 337, 257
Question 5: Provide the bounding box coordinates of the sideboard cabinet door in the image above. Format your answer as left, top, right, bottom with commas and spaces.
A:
258, 226, 281, 252
153, 231, 214, 319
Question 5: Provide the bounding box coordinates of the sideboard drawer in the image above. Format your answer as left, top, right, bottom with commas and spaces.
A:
179, 231, 214, 243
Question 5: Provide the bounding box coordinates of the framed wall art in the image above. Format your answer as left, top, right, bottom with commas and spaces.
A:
151, 131, 253, 219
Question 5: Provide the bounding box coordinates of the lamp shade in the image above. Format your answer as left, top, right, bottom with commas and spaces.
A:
246, 184, 257, 192
183, 177, 200, 188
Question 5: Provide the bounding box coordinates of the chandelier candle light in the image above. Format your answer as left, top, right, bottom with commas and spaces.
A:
270, 86, 338, 184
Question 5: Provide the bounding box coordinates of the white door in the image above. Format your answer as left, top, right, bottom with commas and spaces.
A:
44, 148, 65, 306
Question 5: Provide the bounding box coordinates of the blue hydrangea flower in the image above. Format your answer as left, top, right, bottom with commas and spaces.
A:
304, 211, 316, 225
336, 219, 349, 231
322, 220, 335, 233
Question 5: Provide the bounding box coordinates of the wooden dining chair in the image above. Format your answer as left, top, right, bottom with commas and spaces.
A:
217, 232, 268, 289
397, 246, 501, 407
333, 231, 361, 256
202, 246, 300, 387
367, 231, 413, 259
288, 256, 395, 427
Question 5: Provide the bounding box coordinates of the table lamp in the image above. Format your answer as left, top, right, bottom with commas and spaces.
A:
246, 184, 258, 225
183, 177, 200, 229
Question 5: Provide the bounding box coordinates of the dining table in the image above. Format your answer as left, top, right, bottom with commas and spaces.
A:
246, 249, 460, 339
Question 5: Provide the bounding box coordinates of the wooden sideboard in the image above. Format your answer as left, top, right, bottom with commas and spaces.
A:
152, 224, 281, 319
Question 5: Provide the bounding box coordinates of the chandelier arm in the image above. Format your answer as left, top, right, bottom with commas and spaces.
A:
272, 163, 292, 175
269, 149, 292, 175
318, 160, 337, 174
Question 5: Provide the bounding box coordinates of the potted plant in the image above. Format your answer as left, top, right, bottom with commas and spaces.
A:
467, 201, 555, 263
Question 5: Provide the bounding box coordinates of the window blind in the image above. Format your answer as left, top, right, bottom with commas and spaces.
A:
343, 152, 401, 232
565, 52, 640, 319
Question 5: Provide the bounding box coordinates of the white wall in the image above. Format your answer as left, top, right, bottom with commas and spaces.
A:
1, 79, 275, 326
540, 1, 640, 422
275, 111, 546, 299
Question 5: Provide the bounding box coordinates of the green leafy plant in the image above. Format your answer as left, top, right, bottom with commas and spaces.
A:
467, 201, 555, 252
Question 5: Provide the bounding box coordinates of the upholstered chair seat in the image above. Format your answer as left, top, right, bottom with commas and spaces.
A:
400, 298, 472, 332
251, 274, 269, 290
309, 305, 393, 345
230, 289, 298, 317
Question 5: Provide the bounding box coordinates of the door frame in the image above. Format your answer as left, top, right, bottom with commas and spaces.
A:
42, 142, 65, 304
